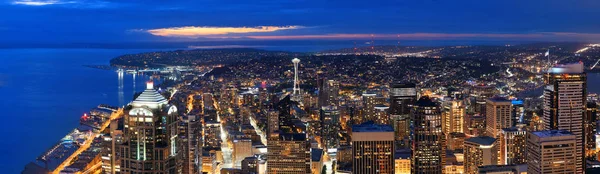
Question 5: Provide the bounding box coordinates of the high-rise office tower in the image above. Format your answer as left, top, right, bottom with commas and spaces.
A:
267, 95, 311, 174
241, 156, 259, 174
527, 130, 577, 174
203, 120, 221, 147
472, 85, 496, 116
586, 102, 598, 159
374, 104, 390, 125
319, 79, 340, 108
543, 63, 586, 173
485, 98, 512, 138
266, 133, 311, 174
395, 150, 411, 174
266, 109, 279, 139
464, 114, 486, 137
320, 105, 340, 151
362, 93, 377, 122
101, 119, 123, 174
511, 100, 525, 126
352, 121, 395, 174
411, 96, 443, 174
177, 115, 203, 174
464, 136, 497, 174
442, 99, 465, 135
498, 125, 527, 165
389, 83, 417, 148
120, 81, 179, 173
232, 138, 253, 167
447, 132, 466, 151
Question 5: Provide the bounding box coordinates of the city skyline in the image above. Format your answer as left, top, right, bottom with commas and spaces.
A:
5, 1, 600, 174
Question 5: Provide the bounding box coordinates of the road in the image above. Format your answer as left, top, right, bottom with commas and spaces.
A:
52, 109, 123, 174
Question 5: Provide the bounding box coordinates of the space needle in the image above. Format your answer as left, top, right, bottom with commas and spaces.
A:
292, 58, 301, 101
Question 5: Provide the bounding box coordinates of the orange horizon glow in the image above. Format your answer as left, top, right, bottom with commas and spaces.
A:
146, 26, 302, 37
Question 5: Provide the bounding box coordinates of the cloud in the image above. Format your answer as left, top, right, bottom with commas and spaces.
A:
188, 45, 266, 49
11, 0, 116, 8
145, 26, 303, 38
245, 33, 548, 40
12, 0, 75, 6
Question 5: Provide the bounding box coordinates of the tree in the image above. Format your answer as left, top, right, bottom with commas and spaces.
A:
332, 161, 336, 174
321, 165, 327, 174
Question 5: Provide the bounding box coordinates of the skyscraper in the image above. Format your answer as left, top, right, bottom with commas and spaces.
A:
362, 93, 377, 122
266, 133, 311, 174
266, 109, 279, 139
120, 81, 179, 173
498, 125, 527, 165
464, 136, 497, 174
320, 105, 340, 151
527, 130, 577, 174
411, 96, 443, 174
464, 114, 486, 137
319, 79, 340, 108
352, 121, 395, 174
485, 97, 512, 138
585, 102, 598, 159
232, 138, 253, 167
442, 99, 465, 135
177, 115, 202, 174
389, 83, 417, 148
267, 95, 311, 174
543, 63, 586, 173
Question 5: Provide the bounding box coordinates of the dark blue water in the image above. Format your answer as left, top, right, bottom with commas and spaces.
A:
0, 49, 169, 173
0, 49, 600, 173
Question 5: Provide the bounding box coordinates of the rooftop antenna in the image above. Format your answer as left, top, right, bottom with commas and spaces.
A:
371, 34, 375, 52
354, 41, 357, 55
397, 34, 401, 53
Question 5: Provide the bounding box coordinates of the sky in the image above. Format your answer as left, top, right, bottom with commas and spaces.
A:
2, 0, 600, 48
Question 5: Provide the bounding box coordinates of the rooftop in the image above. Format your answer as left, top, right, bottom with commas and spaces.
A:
352, 121, 394, 132
486, 97, 511, 103
415, 96, 437, 107
465, 136, 496, 145
311, 148, 324, 161
130, 81, 168, 109
391, 82, 416, 88
548, 63, 584, 74
531, 130, 573, 138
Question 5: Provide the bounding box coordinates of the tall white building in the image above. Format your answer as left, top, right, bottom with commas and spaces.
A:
543, 63, 586, 173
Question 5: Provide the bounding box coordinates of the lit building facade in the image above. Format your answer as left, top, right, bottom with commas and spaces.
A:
352, 122, 395, 174
362, 93, 377, 122
232, 138, 252, 167
464, 114, 486, 137
485, 98, 512, 138
499, 125, 527, 165
527, 130, 577, 174
266, 133, 311, 174
442, 99, 465, 137
464, 136, 497, 174
320, 106, 340, 151
586, 102, 598, 159
543, 63, 586, 173
389, 83, 417, 149
411, 96, 443, 174
120, 81, 179, 173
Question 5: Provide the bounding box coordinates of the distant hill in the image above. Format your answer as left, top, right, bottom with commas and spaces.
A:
110, 48, 303, 68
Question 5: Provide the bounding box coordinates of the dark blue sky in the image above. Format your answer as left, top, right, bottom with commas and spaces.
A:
2, 0, 600, 46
